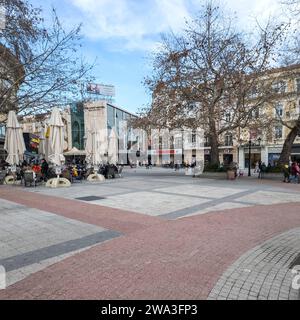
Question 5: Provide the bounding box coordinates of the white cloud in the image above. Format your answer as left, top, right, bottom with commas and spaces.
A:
66, 0, 285, 52
68, 0, 194, 51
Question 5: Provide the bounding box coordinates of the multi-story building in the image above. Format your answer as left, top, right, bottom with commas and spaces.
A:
237, 64, 300, 170
148, 64, 300, 169
0, 44, 25, 160
18, 100, 136, 164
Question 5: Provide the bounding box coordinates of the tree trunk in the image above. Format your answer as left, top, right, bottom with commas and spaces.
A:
278, 121, 300, 165
209, 119, 220, 166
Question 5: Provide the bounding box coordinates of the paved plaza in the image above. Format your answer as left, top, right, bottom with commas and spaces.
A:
0, 167, 300, 299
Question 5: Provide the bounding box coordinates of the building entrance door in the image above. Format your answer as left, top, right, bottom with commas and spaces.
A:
244, 153, 261, 168
223, 154, 233, 165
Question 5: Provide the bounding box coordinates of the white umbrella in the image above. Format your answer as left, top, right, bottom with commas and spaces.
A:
85, 126, 102, 166
108, 128, 118, 164
64, 147, 86, 156
48, 108, 65, 166
38, 125, 46, 158
4, 110, 26, 165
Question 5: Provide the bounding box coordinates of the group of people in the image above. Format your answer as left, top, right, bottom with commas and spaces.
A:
20, 159, 49, 182
0, 158, 50, 182
283, 162, 300, 183
254, 161, 267, 179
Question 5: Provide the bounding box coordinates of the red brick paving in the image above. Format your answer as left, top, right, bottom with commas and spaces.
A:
1, 185, 300, 299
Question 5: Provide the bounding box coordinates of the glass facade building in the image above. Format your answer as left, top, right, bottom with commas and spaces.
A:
71, 102, 85, 150
70, 101, 136, 154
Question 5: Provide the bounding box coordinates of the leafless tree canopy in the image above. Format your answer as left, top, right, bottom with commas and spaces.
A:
137, 3, 286, 165
0, 0, 94, 121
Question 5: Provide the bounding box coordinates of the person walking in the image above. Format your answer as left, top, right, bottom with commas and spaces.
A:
254, 161, 259, 173
291, 162, 300, 183
282, 163, 290, 183
258, 161, 266, 179
41, 159, 49, 182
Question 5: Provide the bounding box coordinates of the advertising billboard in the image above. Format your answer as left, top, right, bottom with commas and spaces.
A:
87, 83, 115, 96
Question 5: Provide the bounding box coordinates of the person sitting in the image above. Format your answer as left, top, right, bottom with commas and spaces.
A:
32, 163, 41, 174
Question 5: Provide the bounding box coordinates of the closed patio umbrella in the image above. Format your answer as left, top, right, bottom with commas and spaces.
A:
4, 110, 26, 165
108, 128, 118, 164
48, 108, 65, 166
38, 125, 46, 158
85, 126, 102, 166
45, 108, 70, 188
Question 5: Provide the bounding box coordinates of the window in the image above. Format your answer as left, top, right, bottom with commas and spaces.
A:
204, 135, 210, 147
296, 78, 300, 93
72, 121, 80, 145
251, 108, 259, 119
274, 126, 283, 139
275, 103, 283, 117
272, 80, 286, 94
224, 133, 233, 146
107, 105, 115, 129
192, 134, 196, 143
0, 124, 5, 138
225, 113, 231, 122
174, 137, 182, 148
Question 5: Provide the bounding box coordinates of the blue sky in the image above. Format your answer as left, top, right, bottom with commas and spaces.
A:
29, 0, 282, 114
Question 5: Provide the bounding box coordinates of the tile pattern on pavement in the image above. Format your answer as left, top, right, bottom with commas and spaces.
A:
1, 168, 300, 299
0, 198, 121, 286
17, 168, 300, 220
208, 228, 300, 300
1, 196, 300, 299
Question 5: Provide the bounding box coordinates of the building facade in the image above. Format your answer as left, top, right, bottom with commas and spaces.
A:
237, 64, 300, 170
148, 64, 300, 170
17, 100, 136, 164
0, 44, 25, 160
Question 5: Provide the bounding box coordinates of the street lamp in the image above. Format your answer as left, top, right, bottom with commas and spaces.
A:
248, 139, 252, 176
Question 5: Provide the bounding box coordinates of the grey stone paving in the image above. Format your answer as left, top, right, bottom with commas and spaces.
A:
0, 230, 120, 272
208, 228, 300, 300
27, 167, 300, 219
160, 189, 252, 219
0, 199, 121, 287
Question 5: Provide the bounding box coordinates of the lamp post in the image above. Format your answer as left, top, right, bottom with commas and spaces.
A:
248, 139, 252, 176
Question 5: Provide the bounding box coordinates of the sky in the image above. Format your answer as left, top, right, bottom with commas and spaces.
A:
28, 0, 284, 114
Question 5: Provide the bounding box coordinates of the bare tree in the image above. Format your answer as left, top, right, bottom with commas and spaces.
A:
0, 0, 94, 122
139, 2, 285, 165
274, 0, 300, 164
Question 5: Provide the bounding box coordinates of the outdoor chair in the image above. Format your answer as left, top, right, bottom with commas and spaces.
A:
116, 166, 123, 178
0, 171, 6, 184
71, 171, 83, 183
106, 167, 116, 179
23, 171, 36, 187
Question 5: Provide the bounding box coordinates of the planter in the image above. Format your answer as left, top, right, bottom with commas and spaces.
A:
227, 170, 236, 180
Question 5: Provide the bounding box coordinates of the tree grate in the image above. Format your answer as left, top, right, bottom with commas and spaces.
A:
75, 196, 106, 201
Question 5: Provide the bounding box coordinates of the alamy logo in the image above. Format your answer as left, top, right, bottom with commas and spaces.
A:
291, 265, 300, 290
0, 265, 6, 290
